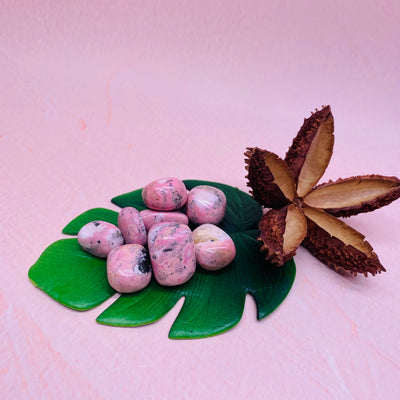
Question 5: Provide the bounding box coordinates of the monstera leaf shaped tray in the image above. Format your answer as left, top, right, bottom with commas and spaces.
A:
28, 180, 295, 339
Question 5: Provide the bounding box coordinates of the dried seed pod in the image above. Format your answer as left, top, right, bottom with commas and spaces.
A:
304, 175, 400, 217
284, 106, 334, 197
258, 205, 307, 266
302, 207, 385, 276
245, 105, 399, 276
245, 147, 295, 208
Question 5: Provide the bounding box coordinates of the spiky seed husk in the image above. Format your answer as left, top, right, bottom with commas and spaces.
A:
304, 175, 400, 217
245, 147, 295, 208
258, 205, 307, 266
285, 106, 334, 197
245, 106, 398, 276
302, 207, 385, 276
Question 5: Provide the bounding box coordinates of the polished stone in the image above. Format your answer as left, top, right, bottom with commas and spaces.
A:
107, 244, 152, 293
148, 222, 196, 286
142, 177, 188, 211
77, 221, 124, 258
193, 224, 236, 270
186, 185, 226, 225
118, 207, 147, 245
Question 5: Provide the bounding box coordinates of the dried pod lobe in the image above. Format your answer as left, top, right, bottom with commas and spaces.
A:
258, 205, 306, 266
284, 106, 334, 197
302, 218, 385, 276
245, 147, 294, 208
305, 175, 400, 218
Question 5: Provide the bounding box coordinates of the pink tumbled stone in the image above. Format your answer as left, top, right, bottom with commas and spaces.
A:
193, 224, 236, 270
142, 177, 187, 211
140, 209, 189, 231
77, 221, 124, 258
107, 244, 151, 293
118, 207, 147, 245
148, 222, 196, 286
186, 185, 227, 225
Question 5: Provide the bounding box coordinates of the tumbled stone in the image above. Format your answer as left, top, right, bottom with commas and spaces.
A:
142, 177, 187, 211
148, 222, 196, 286
118, 207, 147, 246
186, 185, 227, 225
77, 221, 124, 258
192, 224, 236, 271
107, 244, 152, 293
140, 209, 189, 231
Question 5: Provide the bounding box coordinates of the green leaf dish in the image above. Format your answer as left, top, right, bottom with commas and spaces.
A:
29, 180, 296, 339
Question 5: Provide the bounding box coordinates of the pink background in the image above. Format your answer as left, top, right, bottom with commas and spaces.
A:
1, 1, 400, 398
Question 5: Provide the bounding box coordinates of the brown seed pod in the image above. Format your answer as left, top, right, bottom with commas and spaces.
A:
245, 105, 399, 276
304, 175, 400, 218
284, 106, 334, 197
258, 205, 307, 266
302, 208, 385, 276
245, 147, 294, 208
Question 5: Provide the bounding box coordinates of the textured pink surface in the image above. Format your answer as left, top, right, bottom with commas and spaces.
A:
118, 207, 147, 245
77, 220, 124, 258
148, 223, 196, 286
141, 209, 189, 230
186, 185, 227, 225
107, 244, 151, 293
1, 1, 400, 399
193, 224, 236, 271
142, 177, 188, 211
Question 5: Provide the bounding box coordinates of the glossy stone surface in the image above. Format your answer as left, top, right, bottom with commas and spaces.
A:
193, 224, 236, 270
140, 209, 189, 231
107, 244, 152, 293
142, 177, 188, 211
77, 221, 124, 258
118, 207, 147, 245
148, 222, 196, 286
186, 185, 227, 225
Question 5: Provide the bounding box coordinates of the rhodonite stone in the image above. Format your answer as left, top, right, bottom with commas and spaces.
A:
192, 224, 236, 270
140, 209, 189, 231
186, 185, 227, 225
142, 177, 188, 211
118, 207, 147, 245
77, 221, 124, 258
147, 222, 196, 286
107, 244, 152, 293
